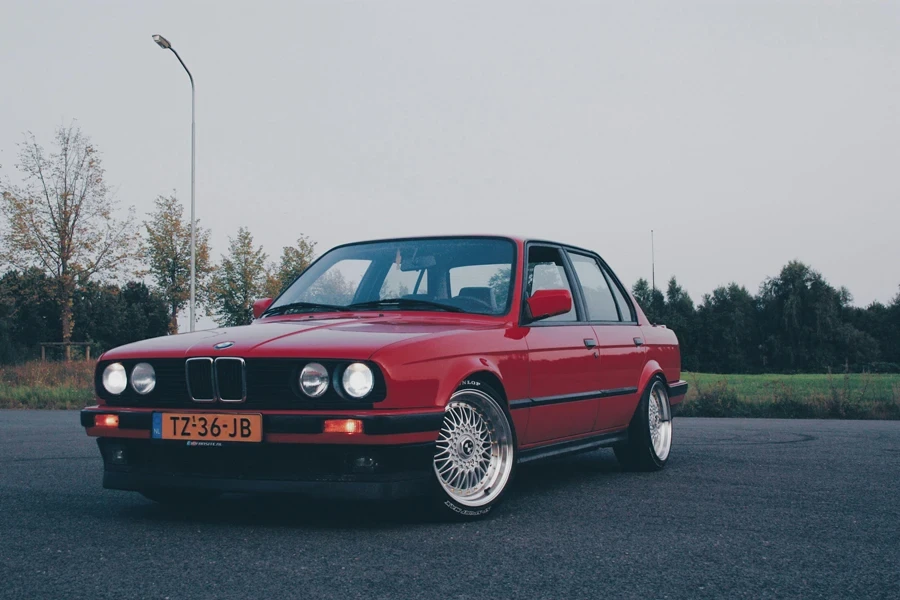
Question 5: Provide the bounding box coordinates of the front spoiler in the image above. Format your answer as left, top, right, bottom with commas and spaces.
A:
98, 438, 436, 500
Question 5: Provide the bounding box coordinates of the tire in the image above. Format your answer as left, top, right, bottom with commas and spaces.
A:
614, 377, 673, 471
430, 381, 517, 520
140, 488, 221, 506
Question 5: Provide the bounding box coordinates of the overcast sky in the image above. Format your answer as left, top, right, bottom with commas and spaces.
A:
2, 0, 898, 325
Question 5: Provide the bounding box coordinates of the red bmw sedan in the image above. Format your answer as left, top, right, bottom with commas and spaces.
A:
82, 236, 686, 519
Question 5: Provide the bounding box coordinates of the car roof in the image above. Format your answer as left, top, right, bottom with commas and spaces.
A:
330, 234, 598, 256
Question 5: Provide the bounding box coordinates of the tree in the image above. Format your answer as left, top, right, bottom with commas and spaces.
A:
0, 124, 139, 351
488, 267, 512, 309
0, 268, 60, 363
73, 281, 169, 353
143, 194, 212, 333
632, 278, 665, 323
206, 227, 269, 327
264, 235, 316, 298
662, 277, 699, 370
757, 261, 873, 372
695, 283, 760, 373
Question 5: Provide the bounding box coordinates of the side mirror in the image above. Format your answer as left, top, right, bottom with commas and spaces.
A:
525, 289, 572, 322
252, 298, 273, 319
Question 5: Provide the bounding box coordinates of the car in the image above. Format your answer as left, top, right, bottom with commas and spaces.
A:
81, 235, 686, 519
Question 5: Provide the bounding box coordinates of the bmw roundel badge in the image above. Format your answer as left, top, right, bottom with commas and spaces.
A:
213, 341, 235, 350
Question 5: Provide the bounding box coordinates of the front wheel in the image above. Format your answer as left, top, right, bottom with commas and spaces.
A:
614, 377, 673, 471
431, 383, 516, 520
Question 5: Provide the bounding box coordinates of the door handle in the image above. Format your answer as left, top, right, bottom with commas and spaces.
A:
584, 339, 597, 349
633, 337, 644, 347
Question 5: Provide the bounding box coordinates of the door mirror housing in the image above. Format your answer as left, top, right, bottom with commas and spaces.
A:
252, 298, 273, 319
525, 289, 572, 322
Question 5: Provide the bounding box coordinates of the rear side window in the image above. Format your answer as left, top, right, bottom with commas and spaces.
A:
567, 253, 619, 321
608, 275, 635, 322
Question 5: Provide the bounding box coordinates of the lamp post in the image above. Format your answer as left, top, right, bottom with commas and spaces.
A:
152, 34, 196, 332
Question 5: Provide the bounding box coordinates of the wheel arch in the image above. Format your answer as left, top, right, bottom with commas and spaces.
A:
638, 359, 667, 394
457, 370, 508, 405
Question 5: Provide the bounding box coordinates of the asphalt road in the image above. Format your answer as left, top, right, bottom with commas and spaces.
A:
1, 412, 898, 600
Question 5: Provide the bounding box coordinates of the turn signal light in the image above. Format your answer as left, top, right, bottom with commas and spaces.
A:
323, 419, 363, 434
94, 414, 119, 428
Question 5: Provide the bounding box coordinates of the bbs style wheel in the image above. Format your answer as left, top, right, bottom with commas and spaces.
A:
614, 377, 673, 471
431, 382, 516, 520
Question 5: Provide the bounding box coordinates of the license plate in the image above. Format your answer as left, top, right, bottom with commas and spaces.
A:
152, 413, 263, 443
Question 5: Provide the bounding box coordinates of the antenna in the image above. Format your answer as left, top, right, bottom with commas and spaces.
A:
651, 230, 656, 291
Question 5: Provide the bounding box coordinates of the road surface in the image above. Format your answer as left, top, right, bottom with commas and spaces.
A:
1, 411, 898, 599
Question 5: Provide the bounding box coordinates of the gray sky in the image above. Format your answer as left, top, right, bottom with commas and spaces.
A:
2, 0, 898, 322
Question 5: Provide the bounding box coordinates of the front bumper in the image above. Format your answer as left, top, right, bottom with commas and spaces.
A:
82, 407, 443, 500
97, 438, 435, 500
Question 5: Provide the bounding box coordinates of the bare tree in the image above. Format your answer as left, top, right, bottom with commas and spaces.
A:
0, 124, 139, 352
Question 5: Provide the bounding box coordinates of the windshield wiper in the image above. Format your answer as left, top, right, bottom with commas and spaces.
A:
346, 298, 465, 313
263, 301, 348, 317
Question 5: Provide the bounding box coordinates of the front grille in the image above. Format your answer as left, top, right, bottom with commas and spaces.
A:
215, 358, 245, 402
186, 358, 215, 401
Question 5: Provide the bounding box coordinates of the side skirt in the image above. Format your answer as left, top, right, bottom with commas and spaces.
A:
517, 430, 628, 464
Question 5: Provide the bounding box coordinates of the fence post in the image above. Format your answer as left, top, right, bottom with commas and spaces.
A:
41, 345, 46, 362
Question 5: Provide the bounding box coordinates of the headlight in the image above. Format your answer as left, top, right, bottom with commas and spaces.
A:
130, 362, 156, 395
342, 363, 374, 399
102, 363, 127, 395
299, 362, 329, 397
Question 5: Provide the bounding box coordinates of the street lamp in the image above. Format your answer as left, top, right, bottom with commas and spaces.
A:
152, 34, 197, 333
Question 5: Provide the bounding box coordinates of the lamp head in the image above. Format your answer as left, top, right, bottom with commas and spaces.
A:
152, 34, 171, 50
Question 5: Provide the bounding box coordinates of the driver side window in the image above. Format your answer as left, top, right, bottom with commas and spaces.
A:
525, 246, 577, 322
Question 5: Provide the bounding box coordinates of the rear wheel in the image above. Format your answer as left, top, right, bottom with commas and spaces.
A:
614, 377, 673, 471
140, 488, 221, 506
431, 382, 516, 520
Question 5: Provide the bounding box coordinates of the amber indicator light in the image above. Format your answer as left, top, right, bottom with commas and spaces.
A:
94, 414, 119, 428
323, 419, 364, 434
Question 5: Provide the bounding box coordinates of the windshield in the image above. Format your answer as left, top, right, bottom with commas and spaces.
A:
267, 237, 516, 316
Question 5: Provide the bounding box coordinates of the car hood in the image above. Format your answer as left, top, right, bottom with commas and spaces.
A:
101, 315, 501, 361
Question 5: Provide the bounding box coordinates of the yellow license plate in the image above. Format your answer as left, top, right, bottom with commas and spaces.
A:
152, 413, 263, 443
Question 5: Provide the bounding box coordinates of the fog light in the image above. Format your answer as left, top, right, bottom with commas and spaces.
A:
323, 419, 363, 434
94, 414, 119, 428
110, 448, 127, 465
103, 442, 128, 465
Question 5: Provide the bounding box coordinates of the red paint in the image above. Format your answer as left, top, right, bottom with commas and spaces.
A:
252, 297, 273, 319
525, 289, 573, 321
85, 236, 682, 454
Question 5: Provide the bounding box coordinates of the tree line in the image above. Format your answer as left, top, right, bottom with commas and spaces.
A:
632, 266, 900, 374
1, 124, 898, 372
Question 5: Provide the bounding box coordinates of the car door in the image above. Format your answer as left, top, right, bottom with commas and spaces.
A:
521, 245, 602, 445
565, 250, 647, 431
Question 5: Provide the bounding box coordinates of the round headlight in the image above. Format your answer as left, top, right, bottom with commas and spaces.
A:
342, 363, 374, 399
130, 362, 156, 395
102, 363, 127, 395
299, 362, 329, 397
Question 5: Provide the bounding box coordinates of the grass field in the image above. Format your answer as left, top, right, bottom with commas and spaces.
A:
1, 361, 899, 418
0, 361, 94, 409
679, 372, 900, 419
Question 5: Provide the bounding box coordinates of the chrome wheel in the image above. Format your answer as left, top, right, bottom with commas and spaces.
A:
433, 389, 514, 508
648, 380, 672, 461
